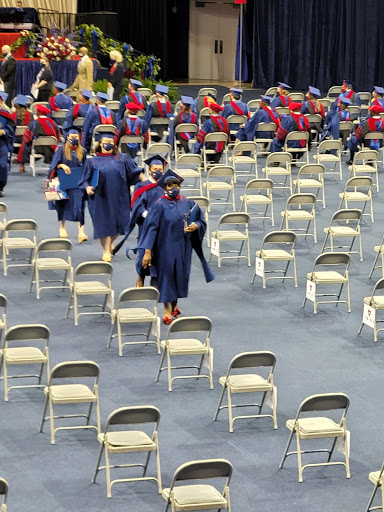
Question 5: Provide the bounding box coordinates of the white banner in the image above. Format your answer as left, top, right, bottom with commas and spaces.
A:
202, 347, 213, 372
255, 257, 264, 277
336, 429, 351, 457
211, 237, 219, 256
265, 386, 277, 409
306, 280, 316, 302
363, 303, 376, 329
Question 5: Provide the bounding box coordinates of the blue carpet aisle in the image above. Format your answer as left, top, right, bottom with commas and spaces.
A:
1, 87, 384, 511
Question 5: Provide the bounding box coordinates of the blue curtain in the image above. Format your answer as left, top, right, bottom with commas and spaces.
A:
252, 0, 384, 93
235, 6, 248, 82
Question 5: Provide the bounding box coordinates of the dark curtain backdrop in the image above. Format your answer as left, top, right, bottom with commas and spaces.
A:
252, 0, 384, 93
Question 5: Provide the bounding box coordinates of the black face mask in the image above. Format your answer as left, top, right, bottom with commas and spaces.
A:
150, 170, 162, 181
41, 62, 46, 67
102, 142, 114, 151
167, 187, 179, 199
69, 138, 79, 147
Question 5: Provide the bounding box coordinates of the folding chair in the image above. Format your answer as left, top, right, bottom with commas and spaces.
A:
105, 100, 120, 112
276, 106, 289, 116
230, 141, 257, 180
240, 178, 274, 226
365, 460, 384, 512
280, 193, 317, 242
13, 125, 27, 154
252, 231, 297, 288
118, 135, 144, 165
30, 136, 58, 176
358, 278, 384, 342
358, 92, 372, 105
188, 196, 210, 247
107, 287, 160, 356
318, 98, 332, 113
363, 132, 384, 168
279, 393, 350, 482
138, 87, 153, 98
213, 351, 277, 432
0, 478, 8, 512
254, 122, 277, 156
174, 123, 198, 159
0, 324, 50, 401
339, 120, 354, 147
29, 238, 72, 299
338, 176, 374, 222
247, 99, 260, 114
2, 219, 37, 276
265, 87, 277, 96
322, 209, 363, 261
0, 203, 6, 251
313, 140, 343, 180
221, 93, 232, 105
302, 252, 351, 313
73, 116, 85, 128
348, 105, 361, 127
149, 117, 170, 140
210, 213, 251, 267
40, 360, 100, 444
327, 86, 343, 99
30, 101, 49, 116
202, 133, 228, 170
349, 149, 379, 191
305, 113, 323, 145
93, 406, 162, 497
155, 316, 213, 392
203, 166, 235, 212
262, 152, 292, 193
288, 92, 304, 102
293, 164, 326, 208
91, 124, 116, 154
283, 131, 310, 166
145, 142, 172, 166
198, 107, 210, 127
51, 109, 69, 124
65, 261, 114, 326
226, 115, 247, 146
162, 459, 232, 512
149, 94, 170, 104
0, 295, 6, 343
173, 100, 182, 114
175, 154, 202, 195
369, 235, 384, 279
198, 87, 217, 98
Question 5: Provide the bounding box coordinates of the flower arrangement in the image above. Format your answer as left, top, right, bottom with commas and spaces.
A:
10, 30, 37, 57
36, 35, 77, 61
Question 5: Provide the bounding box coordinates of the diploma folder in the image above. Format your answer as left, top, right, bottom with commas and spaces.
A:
90, 168, 99, 189
57, 167, 83, 190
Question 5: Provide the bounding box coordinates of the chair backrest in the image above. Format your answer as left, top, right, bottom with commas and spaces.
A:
247, 99, 260, 111
266, 152, 292, 165
74, 261, 113, 278
15, 125, 27, 137
318, 98, 332, 108
173, 459, 232, 483
205, 132, 228, 144
4, 324, 50, 344
106, 405, 160, 428
353, 149, 378, 163
138, 87, 153, 98
51, 109, 69, 119
275, 106, 290, 115
146, 143, 172, 157
299, 393, 350, 414
4, 219, 37, 234
369, 277, 384, 297
305, 114, 322, 124
230, 351, 276, 370
199, 107, 210, 119
174, 100, 182, 113
265, 87, 277, 96
297, 163, 325, 177
149, 117, 170, 126
254, 122, 277, 134
318, 140, 341, 152
198, 87, 217, 97
0, 202, 7, 215
221, 93, 232, 104
117, 286, 159, 306
331, 208, 362, 223
358, 92, 371, 104
363, 131, 384, 140
188, 196, 209, 209
286, 193, 316, 207
339, 121, 353, 132
218, 212, 250, 227
244, 178, 274, 192
50, 360, 100, 380
285, 131, 309, 143
288, 92, 304, 101
176, 153, 202, 167
105, 100, 120, 111
233, 141, 257, 153
73, 117, 84, 127
262, 230, 296, 246
36, 238, 72, 254
168, 316, 212, 336
327, 86, 342, 97
175, 123, 197, 134
348, 105, 361, 116
0, 294, 6, 310
63, 88, 78, 99
226, 115, 247, 125
149, 94, 170, 103
344, 176, 373, 189
92, 124, 116, 138
33, 136, 58, 146
314, 252, 351, 267
207, 165, 234, 178
118, 135, 144, 150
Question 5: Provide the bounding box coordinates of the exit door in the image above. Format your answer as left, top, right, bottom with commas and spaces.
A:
189, 0, 239, 82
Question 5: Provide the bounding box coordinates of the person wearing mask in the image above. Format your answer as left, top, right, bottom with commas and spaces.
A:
70, 47, 94, 102
108, 50, 124, 101
33, 55, 53, 102
118, 102, 149, 158
168, 96, 197, 154
0, 46, 16, 108
0, 104, 15, 196
82, 92, 116, 152
78, 131, 144, 261
48, 127, 88, 242
117, 78, 147, 123
139, 174, 214, 323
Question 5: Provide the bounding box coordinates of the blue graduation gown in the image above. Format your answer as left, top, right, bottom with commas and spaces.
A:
82, 106, 117, 152
63, 103, 92, 134
48, 146, 87, 224
116, 92, 147, 124
236, 107, 278, 141
78, 153, 142, 239
139, 196, 214, 303
0, 111, 15, 186
347, 117, 384, 152
322, 108, 350, 141
270, 115, 309, 152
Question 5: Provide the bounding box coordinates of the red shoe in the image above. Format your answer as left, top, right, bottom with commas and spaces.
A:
163, 316, 172, 325
172, 307, 181, 318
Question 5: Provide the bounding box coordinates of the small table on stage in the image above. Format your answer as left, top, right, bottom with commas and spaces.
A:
0, 32, 27, 59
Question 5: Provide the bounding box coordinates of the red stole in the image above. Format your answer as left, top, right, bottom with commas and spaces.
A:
131, 182, 158, 207
156, 100, 171, 117
39, 117, 59, 150
49, 96, 60, 111
230, 100, 245, 115
263, 106, 280, 127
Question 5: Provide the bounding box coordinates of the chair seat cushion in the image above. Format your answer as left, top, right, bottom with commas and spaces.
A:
240, 195, 271, 204
352, 164, 377, 172
4, 346, 46, 363
369, 470, 382, 485
213, 230, 247, 241
230, 156, 256, 164
364, 296, 384, 308
98, 430, 155, 448
161, 338, 208, 355
308, 271, 347, 283
177, 170, 200, 178
286, 417, 344, 435
294, 178, 322, 187
162, 485, 227, 507
324, 226, 359, 236
256, 249, 293, 260
282, 210, 314, 219
314, 154, 339, 162
204, 182, 232, 190
3, 238, 35, 249
263, 167, 290, 175
339, 192, 370, 201
74, 281, 110, 294
36, 258, 70, 270
117, 307, 156, 322
48, 384, 96, 401
374, 245, 384, 254
219, 373, 272, 392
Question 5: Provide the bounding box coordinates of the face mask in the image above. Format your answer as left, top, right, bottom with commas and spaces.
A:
150, 170, 162, 181
102, 142, 114, 151
167, 187, 179, 199
79, 52, 84, 57
40, 62, 46, 67
69, 138, 79, 147
2, 53, 7, 58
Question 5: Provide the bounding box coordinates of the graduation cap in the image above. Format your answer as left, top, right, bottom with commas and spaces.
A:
340, 97, 352, 106
374, 86, 384, 96
289, 102, 302, 111
144, 155, 167, 168
14, 94, 28, 106
209, 102, 224, 113
157, 169, 184, 189
54, 81, 67, 91
260, 95, 272, 103
81, 89, 93, 100
36, 104, 52, 116
95, 130, 118, 141
67, 126, 81, 135
308, 86, 321, 97
155, 84, 169, 95
130, 78, 142, 88
0, 92, 8, 102
278, 82, 291, 90
342, 79, 354, 88
96, 92, 109, 102
230, 88, 243, 95
181, 95, 194, 106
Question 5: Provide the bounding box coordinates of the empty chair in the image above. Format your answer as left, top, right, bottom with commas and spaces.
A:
279, 393, 350, 482
265, 86, 278, 96
313, 140, 343, 180
338, 176, 374, 222
175, 153, 202, 195
145, 142, 172, 165
280, 194, 317, 242
202, 132, 228, 170
369, 235, 384, 279
358, 278, 384, 342
226, 114, 247, 144
302, 252, 351, 313
93, 406, 162, 498
252, 231, 297, 288
365, 460, 384, 512
0, 202, 6, 235
29, 238, 72, 299
349, 149, 379, 191
230, 141, 258, 180
214, 351, 277, 432
283, 131, 310, 166
363, 132, 384, 167
203, 166, 235, 211
40, 360, 100, 444
2, 219, 37, 276
156, 316, 213, 391
65, 261, 114, 326
240, 178, 274, 226
0, 294, 6, 343
318, 98, 332, 110
327, 86, 343, 98
293, 164, 326, 208
0, 478, 8, 512
322, 209, 363, 261
107, 287, 160, 356
0, 324, 50, 401
174, 123, 198, 159
210, 213, 251, 267
188, 196, 211, 247
288, 92, 304, 102
162, 459, 232, 512
262, 152, 292, 193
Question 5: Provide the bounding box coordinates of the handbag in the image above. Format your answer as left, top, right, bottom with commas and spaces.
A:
44, 177, 68, 201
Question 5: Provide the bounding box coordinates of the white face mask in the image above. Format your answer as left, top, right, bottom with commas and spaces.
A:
79, 52, 84, 57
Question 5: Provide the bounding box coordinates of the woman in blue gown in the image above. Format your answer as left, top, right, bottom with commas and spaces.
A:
0, 104, 15, 197
139, 175, 214, 323
79, 131, 143, 261
49, 127, 88, 242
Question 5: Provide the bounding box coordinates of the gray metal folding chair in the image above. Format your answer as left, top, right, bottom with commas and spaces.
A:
313, 140, 343, 180
369, 235, 384, 279
93, 406, 162, 497
280, 193, 317, 242
214, 351, 277, 432
174, 124, 198, 159
0, 478, 8, 512
279, 393, 350, 482
365, 460, 384, 512
358, 278, 384, 342
0, 295, 6, 344
322, 209, 363, 261
202, 132, 228, 170
327, 86, 342, 99
240, 178, 274, 226
210, 213, 251, 267
338, 176, 374, 222
187, 196, 210, 247
2, 219, 37, 276
176, 153, 203, 195
283, 131, 310, 166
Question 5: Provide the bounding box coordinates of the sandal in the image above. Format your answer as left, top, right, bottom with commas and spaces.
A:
171, 307, 181, 318
163, 316, 172, 325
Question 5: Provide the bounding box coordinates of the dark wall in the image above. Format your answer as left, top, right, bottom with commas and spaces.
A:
166, 0, 189, 79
